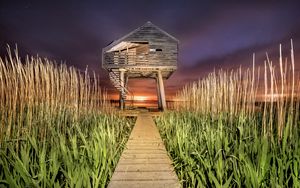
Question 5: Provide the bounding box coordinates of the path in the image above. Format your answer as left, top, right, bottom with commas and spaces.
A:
108, 113, 180, 188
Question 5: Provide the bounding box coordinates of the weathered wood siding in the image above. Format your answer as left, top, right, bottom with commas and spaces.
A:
123, 23, 178, 66
103, 22, 178, 68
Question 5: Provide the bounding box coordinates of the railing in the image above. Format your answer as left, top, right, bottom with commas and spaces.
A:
108, 71, 134, 108
104, 52, 149, 65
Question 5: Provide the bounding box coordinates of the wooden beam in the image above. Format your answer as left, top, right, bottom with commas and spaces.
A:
157, 71, 166, 111
156, 77, 162, 110
103, 64, 177, 70
119, 69, 126, 110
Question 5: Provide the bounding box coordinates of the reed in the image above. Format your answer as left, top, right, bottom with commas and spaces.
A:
157, 41, 300, 187
0, 46, 114, 142
173, 41, 299, 139
0, 47, 134, 187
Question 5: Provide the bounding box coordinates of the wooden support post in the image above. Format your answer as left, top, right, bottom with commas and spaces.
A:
119, 69, 126, 110
156, 77, 162, 110
157, 71, 167, 111
125, 75, 128, 88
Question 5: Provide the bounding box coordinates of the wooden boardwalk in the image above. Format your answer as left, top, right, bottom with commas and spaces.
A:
108, 113, 180, 188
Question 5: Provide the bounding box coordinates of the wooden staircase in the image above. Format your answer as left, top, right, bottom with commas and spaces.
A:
109, 70, 134, 107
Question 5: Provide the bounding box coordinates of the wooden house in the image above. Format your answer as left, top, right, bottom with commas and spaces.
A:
102, 21, 178, 110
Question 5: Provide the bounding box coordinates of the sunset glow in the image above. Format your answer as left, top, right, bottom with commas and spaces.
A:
134, 96, 148, 101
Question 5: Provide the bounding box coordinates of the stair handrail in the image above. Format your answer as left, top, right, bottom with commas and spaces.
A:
109, 71, 134, 109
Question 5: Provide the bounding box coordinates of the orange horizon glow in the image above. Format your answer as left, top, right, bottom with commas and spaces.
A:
108, 94, 175, 101
133, 96, 148, 101
109, 94, 158, 101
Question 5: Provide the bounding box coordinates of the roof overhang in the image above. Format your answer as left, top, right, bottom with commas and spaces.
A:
106, 41, 141, 52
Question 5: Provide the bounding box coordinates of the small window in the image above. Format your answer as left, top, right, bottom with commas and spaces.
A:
150, 48, 162, 52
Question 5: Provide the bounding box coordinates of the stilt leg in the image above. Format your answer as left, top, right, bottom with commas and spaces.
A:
157, 71, 166, 111
156, 77, 162, 110
119, 69, 125, 110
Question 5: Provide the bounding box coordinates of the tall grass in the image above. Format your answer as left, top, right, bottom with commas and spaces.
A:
173, 41, 299, 139
157, 41, 300, 187
0, 47, 133, 187
0, 47, 113, 142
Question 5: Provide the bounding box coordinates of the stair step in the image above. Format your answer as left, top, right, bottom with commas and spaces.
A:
109, 71, 131, 100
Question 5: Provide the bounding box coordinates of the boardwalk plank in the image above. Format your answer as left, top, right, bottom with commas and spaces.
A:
114, 163, 173, 172
111, 171, 178, 181
108, 113, 180, 188
117, 158, 171, 165
109, 180, 180, 188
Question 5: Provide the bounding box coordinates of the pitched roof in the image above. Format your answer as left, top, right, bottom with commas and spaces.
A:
103, 21, 178, 52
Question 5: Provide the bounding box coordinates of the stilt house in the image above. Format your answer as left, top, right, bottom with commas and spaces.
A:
102, 21, 178, 110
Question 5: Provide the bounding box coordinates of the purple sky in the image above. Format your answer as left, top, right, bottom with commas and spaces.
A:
1, 0, 300, 99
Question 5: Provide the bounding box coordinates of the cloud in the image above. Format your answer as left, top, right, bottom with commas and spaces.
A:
180, 3, 300, 67
1, 1, 300, 100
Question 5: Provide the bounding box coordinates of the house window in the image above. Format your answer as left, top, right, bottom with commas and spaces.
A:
150, 48, 162, 52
